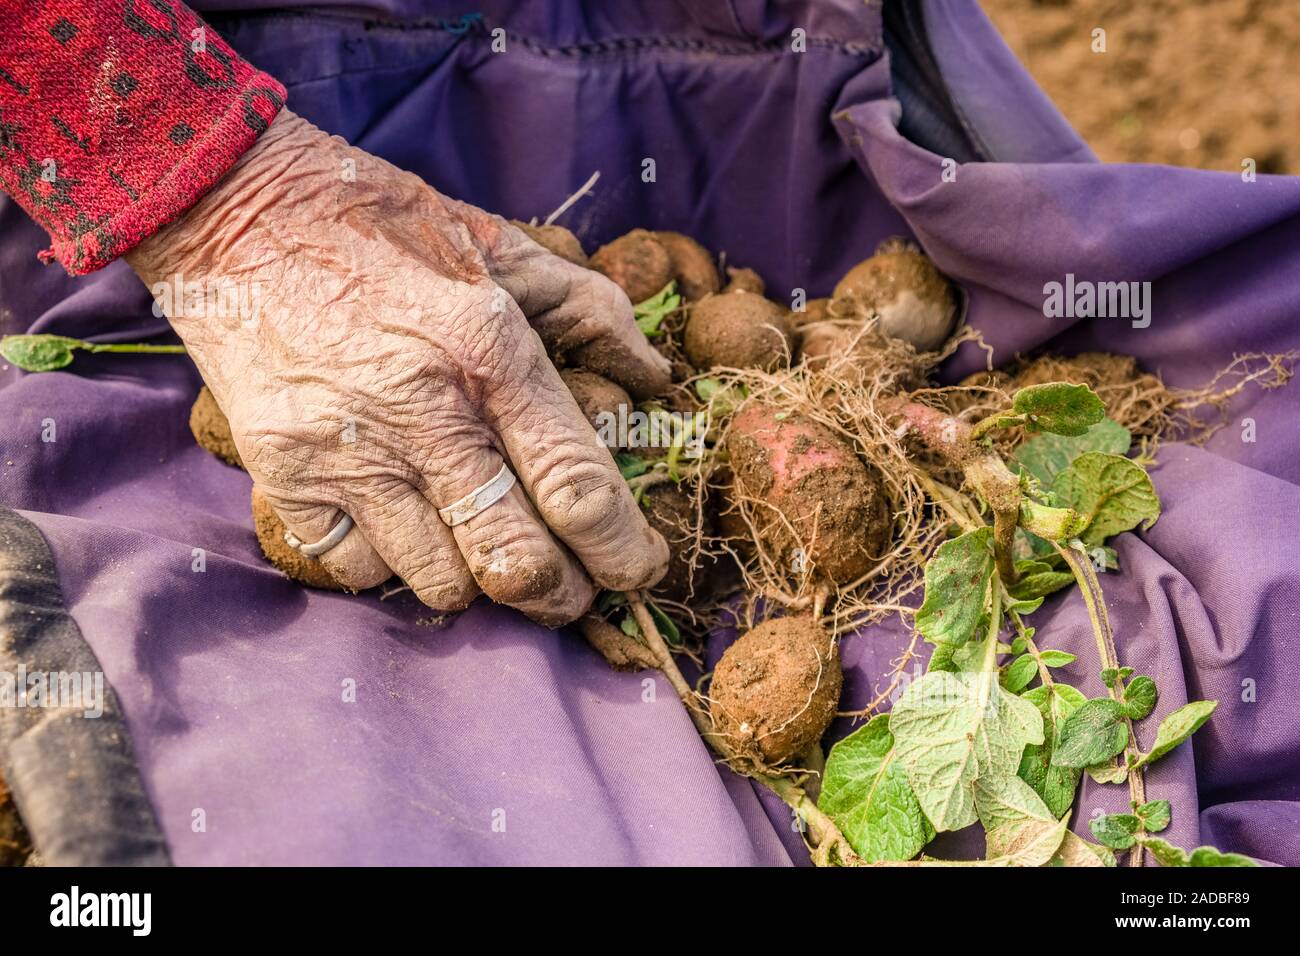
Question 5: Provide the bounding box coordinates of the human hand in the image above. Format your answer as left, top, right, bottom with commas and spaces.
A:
128, 110, 671, 624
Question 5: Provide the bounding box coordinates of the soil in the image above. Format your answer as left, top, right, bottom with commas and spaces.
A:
654, 231, 720, 301
513, 220, 588, 266
832, 239, 957, 352
251, 487, 346, 591
725, 403, 890, 584
683, 291, 794, 372
709, 615, 842, 765
589, 229, 674, 304
982, 0, 1298, 173
189, 386, 243, 468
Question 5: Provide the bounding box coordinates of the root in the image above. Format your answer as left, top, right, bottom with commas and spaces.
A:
538, 170, 600, 227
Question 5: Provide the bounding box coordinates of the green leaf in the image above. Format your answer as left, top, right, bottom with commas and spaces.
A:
1039, 650, 1077, 668
595, 590, 626, 612
927, 643, 957, 673
973, 773, 1055, 829
1012, 382, 1106, 436
1006, 597, 1044, 617
1138, 836, 1258, 868
984, 817, 1070, 867
1019, 500, 1089, 542
633, 282, 681, 338
646, 600, 681, 646
1100, 666, 1132, 688
1133, 700, 1217, 769
1001, 654, 1038, 693
1018, 683, 1086, 818
889, 670, 1044, 832
619, 613, 640, 638
694, 377, 723, 402
0, 334, 83, 372
615, 452, 651, 480
1089, 812, 1140, 850
818, 715, 934, 862
1052, 453, 1161, 547
1008, 559, 1076, 601
1051, 831, 1116, 867
914, 528, 995, 646
1052, 698, 1129, 768
974, 774, 1070, 867
1135, 799, 1171, 833
1012, 418, 1133, 487
1140, 836, 1187, 867
1086, 762, 1129, 785
1186, 846, 1258, 867
1121, 675, 1158, 720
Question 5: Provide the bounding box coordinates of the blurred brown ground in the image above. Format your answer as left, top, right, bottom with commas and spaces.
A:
980, 0, 1297, 173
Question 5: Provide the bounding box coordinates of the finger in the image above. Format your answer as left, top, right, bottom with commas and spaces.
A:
257, 486, 393, 591
344, 481, 480, 611
479, 324, 671, 591
421, 441, 597, 626
489, 223, 672, 399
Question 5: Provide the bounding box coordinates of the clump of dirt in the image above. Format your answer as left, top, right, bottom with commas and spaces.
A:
513, 220, 589, 266
0, 776, 32, 866
832, 238, 959, 352
724, 402, 891, 584
559, 369, 632, 438
590, 229, 674, 304
577, 613, 659, 671
684, 291, 794, 372
721, 266, 765, 296
655, 231, 721, 302
190, 386, 243, 468
709, 615, 842, 766
251, 487, 345, 591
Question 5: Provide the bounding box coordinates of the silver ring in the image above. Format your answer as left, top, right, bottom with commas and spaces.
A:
438, 463, 517, 527
284, 513, 354, 558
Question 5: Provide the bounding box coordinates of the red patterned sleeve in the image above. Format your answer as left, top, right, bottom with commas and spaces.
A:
0, 0, 286, 274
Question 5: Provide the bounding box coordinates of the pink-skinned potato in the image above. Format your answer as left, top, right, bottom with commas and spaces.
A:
723, 402, 889, 583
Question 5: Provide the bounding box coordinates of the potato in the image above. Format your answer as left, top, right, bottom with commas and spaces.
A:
512, 220, 588, 267
683, 291, 793, 372
654, 231, 720, 301
724, 402, 889, 583
710, 615, 842, 764
590, 229, 674, 304
832, 239, 958, 351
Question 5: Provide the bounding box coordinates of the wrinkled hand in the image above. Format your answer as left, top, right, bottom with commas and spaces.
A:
128, 109, 670, 624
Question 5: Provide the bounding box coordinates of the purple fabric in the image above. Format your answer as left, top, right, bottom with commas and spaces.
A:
1, 1, 1297, 865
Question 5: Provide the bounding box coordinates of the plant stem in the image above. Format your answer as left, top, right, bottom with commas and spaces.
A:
1007, 604, 1054, 688
1053, 543, 1147, 866
624, 590, 860, 866
87, 343, 188, 354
